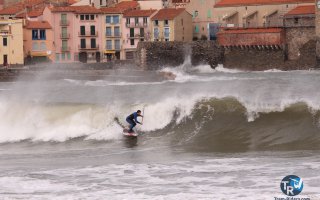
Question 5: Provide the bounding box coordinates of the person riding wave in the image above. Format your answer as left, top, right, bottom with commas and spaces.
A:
126, 110, 143, 133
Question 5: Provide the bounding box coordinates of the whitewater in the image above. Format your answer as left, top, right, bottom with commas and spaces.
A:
0, 61, 320, 199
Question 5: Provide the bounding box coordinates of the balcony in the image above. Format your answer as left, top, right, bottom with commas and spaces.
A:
61, 47, 71, 52
78, 44, 99, 50
106, 32, 121, 38
60, 20, 70, 26
60, 33, 70, 39
78, 31, 98, 37
127, 33, 144, 39
0, 29, 10, 35
126, 22, 148, 28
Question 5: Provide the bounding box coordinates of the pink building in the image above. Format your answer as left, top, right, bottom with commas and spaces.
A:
43, 5, 103, 63
122, 9, 157, 59
23, 20, 54, 63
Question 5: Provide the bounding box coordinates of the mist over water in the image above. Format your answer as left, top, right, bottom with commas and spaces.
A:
0, 62, 320, 199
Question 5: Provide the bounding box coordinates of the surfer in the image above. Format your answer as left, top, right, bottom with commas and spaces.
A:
126, 110, 143, 133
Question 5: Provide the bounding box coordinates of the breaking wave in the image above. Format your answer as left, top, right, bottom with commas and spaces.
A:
0, 96, 319, 152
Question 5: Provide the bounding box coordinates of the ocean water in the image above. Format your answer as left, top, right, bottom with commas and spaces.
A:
0, 63, 320, 199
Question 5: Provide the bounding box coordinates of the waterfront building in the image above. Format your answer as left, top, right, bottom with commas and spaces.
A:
150, 8, 192, 42
43, 5, 103, 63
122, 9, 156, 59
213, 0, 314, 28
23, 20, 54, 63
0, 19, 24, 67
100, 1, 139, 61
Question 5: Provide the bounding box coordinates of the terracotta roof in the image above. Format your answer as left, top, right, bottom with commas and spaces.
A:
123, 9, 156, 17
215, 0, 314, 7
0, 0, 4, 5
0, 4, 24, 15
218, 28, 283, 34
100, 1, 139, 14
15, 12, 26, 18
285, 5, 314, 16
25, 20, 52, 29
51, 5, 101, 13
151, 8, 185, 20
0, 0, 45, 15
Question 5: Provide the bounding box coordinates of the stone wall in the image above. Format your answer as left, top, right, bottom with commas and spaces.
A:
136, 41, 224, 70
286, 27, 315, 60
136, 39, 318, 71
223, 47, 286, 70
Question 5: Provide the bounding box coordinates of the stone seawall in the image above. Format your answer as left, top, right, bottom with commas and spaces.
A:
136, 41, 224, 70
136, 40, 318, 71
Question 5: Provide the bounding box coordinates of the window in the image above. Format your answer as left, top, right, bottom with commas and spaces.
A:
85, 15, 89, 20
90, 15, 94, 20
154, 20, 158, 26
81, 39, 86, 48
106, 16, 112, 23
3, 38, 7, 46
67, 53, 71, 60
62, 40, 68, 51
91, 38, 96, 48
61, 53, 65, 60
193, 10, 198, 18
140, 28, 144, 37
114, 26, 120, 36
100, 0, 102, 5
80, 26, 85, 35
115, 39, 120, 50
80, 15, 84, 20
130, 28, 134, 37
207, 9, 212, 18
135, 17, 139, 25
113, 15, 119, 24
106, 40, 112, 49
90, 25, 95, 36
126, 18, 130, 25
62, 27, 68, 38
32, 30, 38, 40
106, 27, 112, 36
164, 27, 169, 38
61, 14, 67, 24
164, 20, 169, 26
195, 25, 199, 33
154, 27, 159, 39
143, 17, 147, 25
39, 30, 46, 40
294, 18, 299, 24
130, 39, 134, 46
40, 42, 46, 51
32, 42, 38, 50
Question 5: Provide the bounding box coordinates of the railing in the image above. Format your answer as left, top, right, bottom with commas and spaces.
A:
60, 20, 69, 26
60, 33, 70, 39
127, 33, 144, 39
106, 32, 121, 37
61, 47, 70, 52
78, 31, 98, 37
78, 44, 99, 50
126, 22, 148, 28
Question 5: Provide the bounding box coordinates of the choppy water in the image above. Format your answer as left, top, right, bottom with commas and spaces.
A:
0, 63, 320, 199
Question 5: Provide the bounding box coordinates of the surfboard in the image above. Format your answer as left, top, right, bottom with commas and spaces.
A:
123, 128, 138, 137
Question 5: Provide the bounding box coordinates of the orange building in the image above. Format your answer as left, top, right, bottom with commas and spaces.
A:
23, 20, 54, 63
